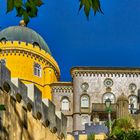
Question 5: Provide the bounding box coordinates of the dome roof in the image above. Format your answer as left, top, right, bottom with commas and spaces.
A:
0, 26, 51, 55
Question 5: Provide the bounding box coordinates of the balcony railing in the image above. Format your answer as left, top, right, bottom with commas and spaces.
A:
92, 103, 116, 112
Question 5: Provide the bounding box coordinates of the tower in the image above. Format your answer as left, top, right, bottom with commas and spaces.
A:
0, 21, 60, 100
116, 93, 129, 118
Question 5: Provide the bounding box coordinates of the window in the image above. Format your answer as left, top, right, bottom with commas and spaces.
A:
33, 42, 41, 50
61, 98, 69, 111
81, 116, 89, 125
0, 38, 7, 44
34, 63, 41, 77
103, 92, 115, 103
81, 95, 89, 108
129, 95, 138, 114
0, 59, 6, 65
104, 78, 113, 87
129, 83, 137, 92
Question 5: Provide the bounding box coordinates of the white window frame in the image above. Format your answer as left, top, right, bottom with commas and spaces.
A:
81, 116, 89, 125
34, 63, 42, 77
81, 95, 89, 108
129, 95, 138, 114
103, 92, 115, 103
0, 59, 6, 65
61, 98, 69, 111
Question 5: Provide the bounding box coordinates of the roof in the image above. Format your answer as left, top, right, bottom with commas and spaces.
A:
0, 26, 51, 55
71, 66, 140, 71
117, 93, 128, 102
71, 66, 140, 74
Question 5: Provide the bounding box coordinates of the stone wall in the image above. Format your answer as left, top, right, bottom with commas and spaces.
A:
0, 64, 67, 140
71, 68, 140, 131
52, 67, 140, 134
51, 82, 73, 132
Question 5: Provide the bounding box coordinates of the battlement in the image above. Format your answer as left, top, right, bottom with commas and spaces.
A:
0, 41, 60, 76
51, 82, 73, 93
0, 63, 66, 140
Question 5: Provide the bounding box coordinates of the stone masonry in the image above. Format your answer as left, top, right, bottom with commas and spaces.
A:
0, 63, 67, 140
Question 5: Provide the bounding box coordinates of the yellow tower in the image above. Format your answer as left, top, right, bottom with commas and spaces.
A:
0, 20, 60, 99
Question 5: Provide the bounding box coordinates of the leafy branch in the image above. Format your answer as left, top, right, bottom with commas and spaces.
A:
79, 0, 103, 19
6, 0, 103, 24
7, 0, 43, 24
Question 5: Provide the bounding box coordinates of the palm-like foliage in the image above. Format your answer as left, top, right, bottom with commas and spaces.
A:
110, 116, 137, 140
114, 117, 135, 132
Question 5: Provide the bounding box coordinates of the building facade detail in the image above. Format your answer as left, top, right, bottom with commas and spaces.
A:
2, 22, 140, 139
0, 24, 60, 99
0, 64, 67, 140
52, 67, 140, 135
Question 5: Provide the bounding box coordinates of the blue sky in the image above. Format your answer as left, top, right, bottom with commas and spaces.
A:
0, 0, 140, 81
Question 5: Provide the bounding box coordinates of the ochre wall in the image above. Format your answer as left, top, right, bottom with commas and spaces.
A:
66, 135, 74, 140
0, 90, 64, 140
0, 41, 60, 99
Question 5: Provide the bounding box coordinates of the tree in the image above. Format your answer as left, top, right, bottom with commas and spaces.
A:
6, 0, 103, 24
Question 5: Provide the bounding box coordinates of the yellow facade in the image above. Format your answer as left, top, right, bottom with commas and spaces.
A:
66, 134, 75, 140
79, 134, 87, 140
77, 134, 106, 140
0, 41, 60, 99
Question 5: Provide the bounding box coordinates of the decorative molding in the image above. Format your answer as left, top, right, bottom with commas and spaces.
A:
0, 49, 60, 80
51, 83, 73, 93
71, 69, 140, 78
0, 41, 60, 79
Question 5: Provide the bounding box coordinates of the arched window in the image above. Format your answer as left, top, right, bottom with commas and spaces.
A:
129, 95, 138, 114
33, 42, 41, 50
0, 37, 7, 44
81, 95, 90, 108
61, 98, 69, 111
81, 116, 89, 125
103, 92, 115, 103
34, 63, 41, 77
0, 59, 6, 65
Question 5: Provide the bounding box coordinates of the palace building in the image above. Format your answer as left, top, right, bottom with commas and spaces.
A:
52, 67, 140, 134
1, 21, 140, 140
0, 20, 60, 100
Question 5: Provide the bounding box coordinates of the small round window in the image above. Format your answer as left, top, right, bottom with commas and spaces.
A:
129, 83, 137, 92
104, 78, 113, 87
81, 82, 89, 91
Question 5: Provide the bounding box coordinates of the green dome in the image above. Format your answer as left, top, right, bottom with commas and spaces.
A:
0, 26, 51, 55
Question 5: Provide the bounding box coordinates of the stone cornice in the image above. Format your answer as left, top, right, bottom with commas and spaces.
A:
51, 83, 73, 93
51, 82, 72, 86
71, 67, 140, 78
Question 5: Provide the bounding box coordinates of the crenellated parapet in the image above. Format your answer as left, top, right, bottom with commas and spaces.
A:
51, 82, 73, 93
51, 82, 73, 133
71, 67, 140, 78
0, 41, 60, 78
0, 64, 67, 140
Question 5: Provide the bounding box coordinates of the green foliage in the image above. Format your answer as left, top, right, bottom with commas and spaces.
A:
87, 133, 95, 140
111, 116, 135, 134
79, 0, 103, 19
6, 0, 103, 25
7, 0, 44, 24
109, 130, 140, 140
109, 116, 139, 140
0, 104, 6, 111
127, 130, 140, 140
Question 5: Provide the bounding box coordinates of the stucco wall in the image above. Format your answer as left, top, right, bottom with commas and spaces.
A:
0, 64, 67, 140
